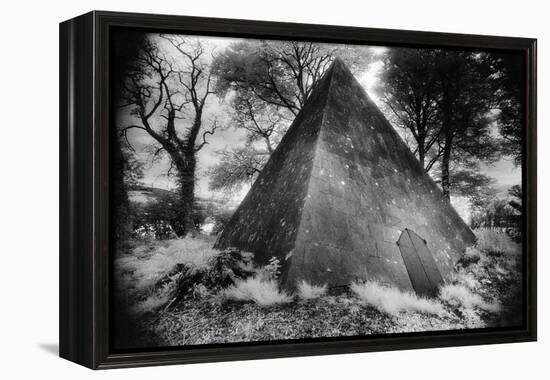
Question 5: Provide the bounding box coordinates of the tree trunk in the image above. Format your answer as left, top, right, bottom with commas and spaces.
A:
171, 153, 197, 237
439, 90, 453, 200
112, 135, 132, 242
440, 134, 453, 200
417, 142, 426, 169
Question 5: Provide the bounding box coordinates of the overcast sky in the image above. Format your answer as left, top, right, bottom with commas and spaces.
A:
120, 34, 521, 217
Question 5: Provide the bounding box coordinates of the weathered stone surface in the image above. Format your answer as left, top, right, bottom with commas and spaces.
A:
215, 58, 475, 292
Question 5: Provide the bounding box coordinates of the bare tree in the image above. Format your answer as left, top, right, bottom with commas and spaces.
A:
213, 41, 334, 117
119, 35, 218, 236
232, 93, 286, 154
207, 95, 282, 192
208, 144, 268, 191
265, 41, 335, 113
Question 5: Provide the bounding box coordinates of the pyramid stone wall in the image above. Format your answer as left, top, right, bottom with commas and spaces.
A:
213, 70, 330, 265
216, 59, 476, 291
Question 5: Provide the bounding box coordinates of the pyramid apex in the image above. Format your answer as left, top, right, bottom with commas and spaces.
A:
329, 57, 351, 72
314, 57, 356, 95
331, 56, 345, 65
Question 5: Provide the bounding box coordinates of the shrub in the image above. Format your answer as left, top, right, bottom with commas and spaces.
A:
457, 247, 482, 268
297, 281, 327, 300
144, 247, 257, 309
204, 248, 256, 288
494, 263, 509, 276
469, 198, 519, 231
475, 228, 520, 256
222, 277, 292, 307
451, 270, 480, 291
350, 281, 446, 316
440, 284, 500, 312
131, 192, 179, 240
114, 236, 218, 295
257, 257, 282, 280
191, 283, 211, 298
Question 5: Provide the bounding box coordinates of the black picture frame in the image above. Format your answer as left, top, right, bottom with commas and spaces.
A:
59, 10, 537, 369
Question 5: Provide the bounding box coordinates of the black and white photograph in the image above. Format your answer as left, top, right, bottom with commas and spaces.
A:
110, 29, 526, 350
1, 0, 547, 376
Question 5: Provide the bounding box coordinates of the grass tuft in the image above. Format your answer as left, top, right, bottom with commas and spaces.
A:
451, 270, 480, 290
350, 281, 446, 316
222, 277, 292, 307
440, 284, 500, 312
115, 235, 218, 293
297, 281, 328, 300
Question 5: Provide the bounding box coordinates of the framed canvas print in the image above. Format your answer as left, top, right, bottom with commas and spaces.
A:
59, 11, 537, 369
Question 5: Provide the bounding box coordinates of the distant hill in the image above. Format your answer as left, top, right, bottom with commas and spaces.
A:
128, 184, 233, 212
128, 184, 174, 204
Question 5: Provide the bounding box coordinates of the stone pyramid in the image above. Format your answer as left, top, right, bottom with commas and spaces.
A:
215, 58, 475, 295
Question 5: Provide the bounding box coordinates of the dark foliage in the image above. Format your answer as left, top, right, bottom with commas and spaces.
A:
506, 185, 522, 241
450, 168, 496, 209
469, 188, 521, 241
155, 248, 256, 310
489, 53, 525, 166
380, 49, 521, 199
111, 31, 146, 243
131, 192, 211, 240
379, 49, 441, 170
